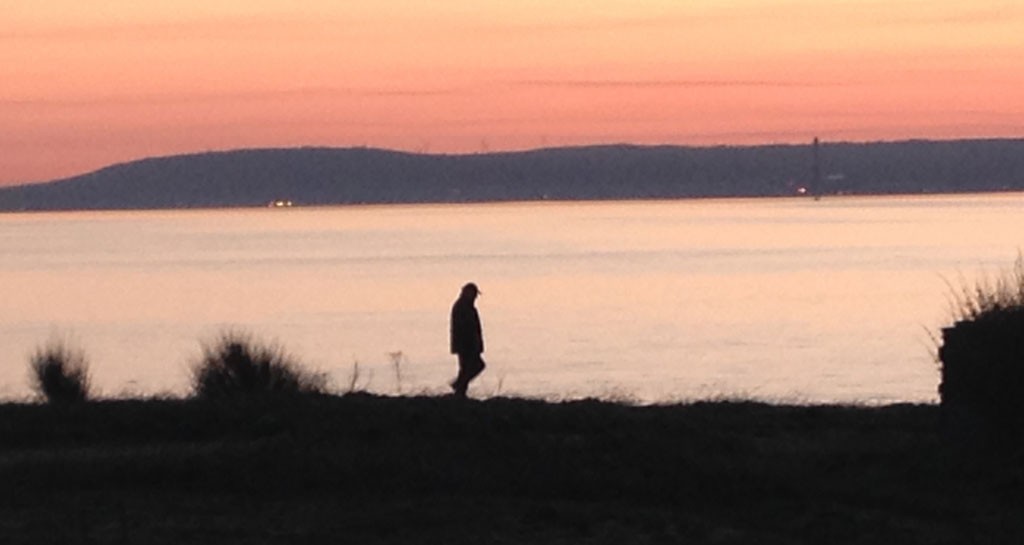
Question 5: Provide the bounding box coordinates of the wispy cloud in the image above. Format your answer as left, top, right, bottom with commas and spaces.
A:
866, 2, 1024, 26
0, 87, 464, 108
471, 1, 1024, 35
515, 79, 830, 89
0, 14, 332, 42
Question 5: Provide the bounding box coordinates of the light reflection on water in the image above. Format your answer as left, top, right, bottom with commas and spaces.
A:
2, 193, 1023, 403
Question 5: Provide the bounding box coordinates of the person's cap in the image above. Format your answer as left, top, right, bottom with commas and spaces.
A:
461, 282, 481, 295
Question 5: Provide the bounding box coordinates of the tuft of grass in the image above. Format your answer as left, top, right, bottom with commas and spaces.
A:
190, 331, 326, 399
946, 253, 1024, 322
29, 339, 91, 404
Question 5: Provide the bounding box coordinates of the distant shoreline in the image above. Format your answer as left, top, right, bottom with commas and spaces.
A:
2, 138, 1023, 212
3, 187, 1024, 215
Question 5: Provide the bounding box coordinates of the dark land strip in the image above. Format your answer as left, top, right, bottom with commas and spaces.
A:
0, 394, 1019, 543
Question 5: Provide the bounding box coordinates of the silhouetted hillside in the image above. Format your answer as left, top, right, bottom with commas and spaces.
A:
1, 139, 1023, 211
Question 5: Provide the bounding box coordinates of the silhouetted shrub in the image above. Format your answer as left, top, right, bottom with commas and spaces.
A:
29, 339, 91, 403
191, 331, 326, 399
939, 256, 1024, 443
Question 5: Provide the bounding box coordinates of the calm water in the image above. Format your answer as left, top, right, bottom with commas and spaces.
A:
2, 194, 1023, 403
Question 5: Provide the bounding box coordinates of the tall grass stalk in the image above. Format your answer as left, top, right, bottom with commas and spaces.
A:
347, 360, 362, 393
388, 351, 404, 394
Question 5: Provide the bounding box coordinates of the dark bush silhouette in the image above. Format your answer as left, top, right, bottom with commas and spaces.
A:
939, 256, 1024, 443
191, 331, 326, 399
29, 340, 91, 403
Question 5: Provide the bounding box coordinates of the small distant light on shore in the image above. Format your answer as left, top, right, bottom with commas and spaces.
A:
796, 187, 808, 195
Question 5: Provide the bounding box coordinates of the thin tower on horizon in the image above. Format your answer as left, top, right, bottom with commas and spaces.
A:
811, 137, 822, 199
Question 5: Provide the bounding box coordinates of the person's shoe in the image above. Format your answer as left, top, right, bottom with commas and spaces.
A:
449, 380, 467, 398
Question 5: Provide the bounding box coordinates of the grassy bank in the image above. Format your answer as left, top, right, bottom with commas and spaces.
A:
0, 394, 1019, 544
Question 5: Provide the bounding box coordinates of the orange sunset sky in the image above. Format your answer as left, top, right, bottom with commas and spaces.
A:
2, 0, 1022, 186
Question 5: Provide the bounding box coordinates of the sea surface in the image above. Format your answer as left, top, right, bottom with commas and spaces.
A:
2, 193, 1023, 403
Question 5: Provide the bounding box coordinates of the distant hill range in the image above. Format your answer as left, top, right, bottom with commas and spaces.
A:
2, 139, 1023, 211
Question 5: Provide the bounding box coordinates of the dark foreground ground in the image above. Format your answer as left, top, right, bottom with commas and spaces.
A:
0, 394, 1020, 544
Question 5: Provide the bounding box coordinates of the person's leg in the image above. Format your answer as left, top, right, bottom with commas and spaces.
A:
451, 354, 470, 397
460, 355, 485, 393
467, 355, 486, 383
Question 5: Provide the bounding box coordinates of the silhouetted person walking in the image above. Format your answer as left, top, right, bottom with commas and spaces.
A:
450, 282, 485, 398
